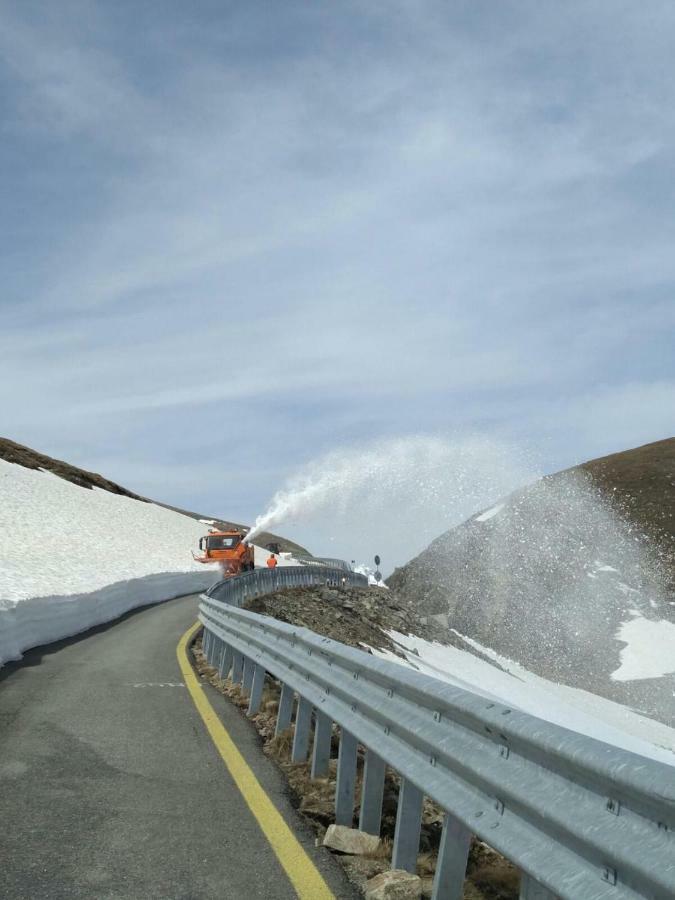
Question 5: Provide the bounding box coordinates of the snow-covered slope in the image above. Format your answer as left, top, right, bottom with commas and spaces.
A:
0, 458, 220, 665
372, 631, 675, 767
0, 458, 220, 601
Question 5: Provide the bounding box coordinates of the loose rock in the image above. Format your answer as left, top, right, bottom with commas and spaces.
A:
245, 584, 442, 655
323, 824, 382, 856
365, 869, 422, 900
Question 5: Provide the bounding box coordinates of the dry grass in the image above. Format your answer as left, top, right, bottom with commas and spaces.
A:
366, 837, 392, 862
416, 851, 437, 878
267, 728, 293, 758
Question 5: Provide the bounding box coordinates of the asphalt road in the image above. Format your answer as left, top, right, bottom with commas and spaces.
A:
0, 594, 358, 900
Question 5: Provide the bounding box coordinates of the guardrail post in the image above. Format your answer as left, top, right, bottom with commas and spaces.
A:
219, 644, 233, 680
202, 628, 212, 662
231, 651, 244, 685
247, 664, 265, 716
392, 778, 424, 873
335, 729, 358, 826
242, 656, 254, 696
291, 697, 312, 762
311, 710, 332, 778
519, 874, 558, 899
214, 637, 224, 671
275, 682, 294, 736
431, 812, 472, 900
359, 750, 385, 836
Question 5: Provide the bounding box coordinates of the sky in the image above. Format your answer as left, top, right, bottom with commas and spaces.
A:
1, 0, 674, 560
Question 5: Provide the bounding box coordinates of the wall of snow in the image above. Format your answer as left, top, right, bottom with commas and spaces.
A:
0, 458, 221, 665
0, 571, 217, 666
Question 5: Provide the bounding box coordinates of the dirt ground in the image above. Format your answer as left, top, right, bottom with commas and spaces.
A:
193, 635, 519, 899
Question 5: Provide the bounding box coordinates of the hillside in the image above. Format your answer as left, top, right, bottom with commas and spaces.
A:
0, 437, 146, 499
0, 437, 307, 556
387, 438, 675, 726
576, 438, 674, 587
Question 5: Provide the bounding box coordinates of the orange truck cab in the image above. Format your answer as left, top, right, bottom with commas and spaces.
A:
193, 529, 255, 578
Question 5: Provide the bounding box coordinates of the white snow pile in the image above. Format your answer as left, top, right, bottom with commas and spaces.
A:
371, 631, 675, 767
0, 458, 220, 666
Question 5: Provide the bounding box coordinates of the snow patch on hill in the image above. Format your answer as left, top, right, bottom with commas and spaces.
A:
474, 502, 505, 522
373, 630, 675, 766
612, 615, 675, 681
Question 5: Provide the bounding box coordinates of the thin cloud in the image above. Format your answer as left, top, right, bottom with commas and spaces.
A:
0, 1, 673, 527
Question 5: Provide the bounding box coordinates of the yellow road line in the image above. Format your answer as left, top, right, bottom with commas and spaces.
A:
176, 622, 335, 900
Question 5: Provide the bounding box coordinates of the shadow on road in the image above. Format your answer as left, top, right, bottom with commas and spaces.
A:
0, 594, 198, 685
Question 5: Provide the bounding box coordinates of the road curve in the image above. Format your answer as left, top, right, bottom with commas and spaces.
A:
0, 594, 357, 900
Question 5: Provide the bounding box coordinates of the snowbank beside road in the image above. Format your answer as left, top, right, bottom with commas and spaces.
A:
372, 631, 675, 766
0, 458, 221, 666
0, 571, 217, 666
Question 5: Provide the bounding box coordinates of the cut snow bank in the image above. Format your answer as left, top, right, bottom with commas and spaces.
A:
372, 631, 675, 767
0, 571, 217, 666
0, 458, 221, 666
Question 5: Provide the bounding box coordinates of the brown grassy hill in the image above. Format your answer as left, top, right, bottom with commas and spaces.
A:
387, 438, 675, 724
0, 436, 308, 556
577, 438, 675, 583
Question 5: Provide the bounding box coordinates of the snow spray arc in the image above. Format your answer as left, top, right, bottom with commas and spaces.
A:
244, 436, 536, 569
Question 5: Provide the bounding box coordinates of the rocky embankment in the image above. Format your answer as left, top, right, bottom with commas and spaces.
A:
245, 583, 444, 654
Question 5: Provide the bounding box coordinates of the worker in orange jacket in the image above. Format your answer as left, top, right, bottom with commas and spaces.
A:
266, 553, 278, 568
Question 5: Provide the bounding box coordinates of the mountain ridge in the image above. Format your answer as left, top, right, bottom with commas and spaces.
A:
0, 436, 308, 556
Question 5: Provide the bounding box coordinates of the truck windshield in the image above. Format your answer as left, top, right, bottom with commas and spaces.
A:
206, 535, 240, 550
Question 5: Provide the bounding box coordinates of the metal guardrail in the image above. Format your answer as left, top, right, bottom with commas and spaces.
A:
199, 582, 675, 900
293, 555, 353, 572
205, 566, 368, 608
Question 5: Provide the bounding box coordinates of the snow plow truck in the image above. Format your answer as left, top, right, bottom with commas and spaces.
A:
193, 528, 255, 577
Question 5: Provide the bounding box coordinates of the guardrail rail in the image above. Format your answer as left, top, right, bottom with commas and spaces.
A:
198, 571, 675, 900
204, 565, 368, 608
